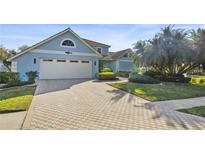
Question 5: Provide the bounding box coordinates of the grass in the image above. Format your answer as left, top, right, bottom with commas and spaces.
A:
190, 76, 205, 85
178, 106, 205, 117
0, 86, 36, 113
109, 82, 205, 101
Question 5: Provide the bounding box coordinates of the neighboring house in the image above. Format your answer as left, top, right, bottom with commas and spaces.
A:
8, 28, 135, 81
102, 48, 135, 72
0, 60, 6, 72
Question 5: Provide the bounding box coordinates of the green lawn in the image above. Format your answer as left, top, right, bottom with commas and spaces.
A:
178, 106, 205, 117
0, 86, 36, 113
109, 82, 205, 101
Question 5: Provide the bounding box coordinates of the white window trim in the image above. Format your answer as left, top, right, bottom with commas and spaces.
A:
96, 47, 102, 54
11, 61, 18, 72
60, 38, 76, 48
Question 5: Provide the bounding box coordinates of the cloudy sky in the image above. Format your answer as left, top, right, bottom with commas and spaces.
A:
1, 24, 205, 52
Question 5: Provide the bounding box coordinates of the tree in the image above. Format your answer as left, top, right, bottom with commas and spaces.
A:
0, 45, 9, 60
133, 26, 199, 77
0, 45, 17, 71
8, 49, 17, 57
191, 28, 205, 70
18, 44, 29, 52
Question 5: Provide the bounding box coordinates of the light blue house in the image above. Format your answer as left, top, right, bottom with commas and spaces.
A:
8, 28, 135, 80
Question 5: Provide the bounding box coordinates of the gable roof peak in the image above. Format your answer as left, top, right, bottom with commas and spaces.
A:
8, 27, 103, 61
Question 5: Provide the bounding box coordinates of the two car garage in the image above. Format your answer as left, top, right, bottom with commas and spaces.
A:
39, 58, 93, 79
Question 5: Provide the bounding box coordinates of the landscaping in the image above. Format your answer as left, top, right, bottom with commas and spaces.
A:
190, 76, 205, 85
178, 106, 205, 117
0, 71, 37, 89
98, 67, 117, 80
129, 72, 160, 84
0, 86, 35, 113
109, 26, 205, 102
110, 82, 205, 101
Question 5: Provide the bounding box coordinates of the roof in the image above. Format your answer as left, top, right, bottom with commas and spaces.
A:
82, 38, 111, 48
8, 28, 104, 61
103, 48, 132, 60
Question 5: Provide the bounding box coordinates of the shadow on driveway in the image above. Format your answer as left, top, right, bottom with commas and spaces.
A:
36, 79, 90, 95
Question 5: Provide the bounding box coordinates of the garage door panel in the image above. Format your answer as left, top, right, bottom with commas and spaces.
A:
39, 59, 92, 79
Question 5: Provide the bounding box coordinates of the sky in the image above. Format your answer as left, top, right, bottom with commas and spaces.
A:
1, 24, 205, 52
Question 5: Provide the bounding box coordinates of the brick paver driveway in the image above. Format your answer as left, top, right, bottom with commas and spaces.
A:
23, 79, 205, 129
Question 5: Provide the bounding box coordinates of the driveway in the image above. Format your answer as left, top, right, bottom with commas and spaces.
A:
23, 79, 205, 129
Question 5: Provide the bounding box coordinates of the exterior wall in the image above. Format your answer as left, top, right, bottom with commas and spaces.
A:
103, 60, 116, 72
104, 59, 135, 72
37, 32, 94, 53
101, 47, 109, 56
13, 50, 99, 81
118, 60, 135, 72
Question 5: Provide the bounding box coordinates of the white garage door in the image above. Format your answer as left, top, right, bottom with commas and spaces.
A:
39, 58, 92, 79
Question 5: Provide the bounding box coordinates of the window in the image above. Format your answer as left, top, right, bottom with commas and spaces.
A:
70, 60, 78, 63
57, 59, 66, 62
81, 61, 89, 63
34, 58, 36, 64
61, 39, 75, 48
43, 59, 53, 62
123, 53, 128, 57
96, 47, 102, 54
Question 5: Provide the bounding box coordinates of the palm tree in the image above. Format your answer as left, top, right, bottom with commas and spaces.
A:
133, 25, 199, 76
191, 28, 205, 71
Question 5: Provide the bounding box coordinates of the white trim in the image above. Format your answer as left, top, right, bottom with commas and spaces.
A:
118, 59, 133, 62
116, 61, 119, 72
30, 49, 98, 57
11, 61, 17, 72
8, 28, 102, 61
60, 38, 76, 48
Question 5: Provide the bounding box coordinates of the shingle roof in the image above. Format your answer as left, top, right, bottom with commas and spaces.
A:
82, 38, 111, 48
103, 48, 132, 60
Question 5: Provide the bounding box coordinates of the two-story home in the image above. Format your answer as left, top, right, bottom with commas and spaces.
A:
8, 28, 135, 80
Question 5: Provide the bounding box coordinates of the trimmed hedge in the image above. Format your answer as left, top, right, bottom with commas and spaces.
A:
116, 72, 130, 77
101, 68, 112, 72
129, 72, 160, 84
98, 72, 117, 80
0, 72, 19, 84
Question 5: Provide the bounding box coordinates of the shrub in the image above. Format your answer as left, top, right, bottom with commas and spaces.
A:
143, 69, 161, 77
144, 70, 191, 83
2, 81, 34, 89
191, 78, 197, 83
129, 72, 160, 84
116, 72, 130, 77
98, 72, 117, 80
155, 75, 191, 83
101, 68, 112, 72
0, 72, 19, 84
26, 71, 38, 82
199, 79, 205, 84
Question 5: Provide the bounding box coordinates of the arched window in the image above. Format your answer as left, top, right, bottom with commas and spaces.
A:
61, 39, 75, 48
